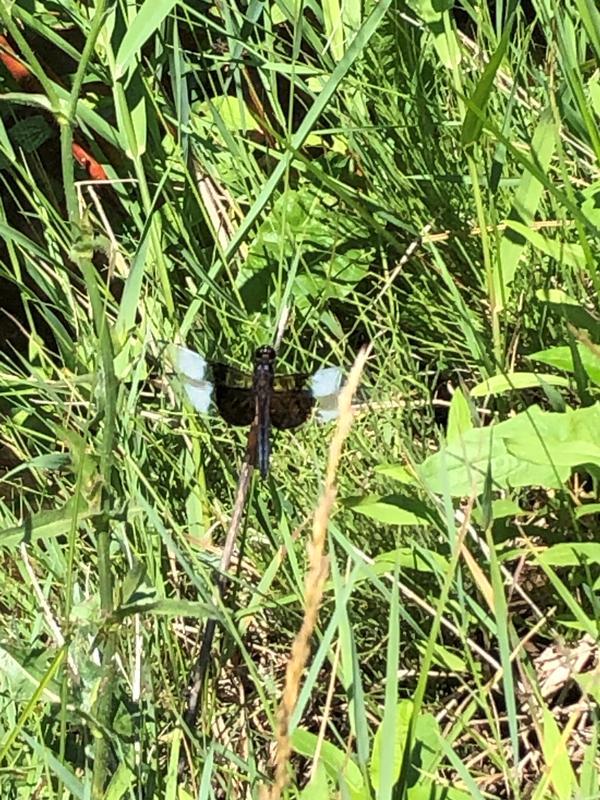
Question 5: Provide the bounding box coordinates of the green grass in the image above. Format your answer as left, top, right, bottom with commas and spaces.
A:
1, 0, 600, 797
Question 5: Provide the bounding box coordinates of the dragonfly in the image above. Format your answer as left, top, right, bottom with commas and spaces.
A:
169, 344, 343, 478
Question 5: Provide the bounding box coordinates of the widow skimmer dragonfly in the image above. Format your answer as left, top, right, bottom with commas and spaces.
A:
170, 344, 343, 478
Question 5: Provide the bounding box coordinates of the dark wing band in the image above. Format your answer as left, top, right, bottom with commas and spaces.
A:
213, 385, 255, 426
211, 362, 254, 390
270, 389, 315, 430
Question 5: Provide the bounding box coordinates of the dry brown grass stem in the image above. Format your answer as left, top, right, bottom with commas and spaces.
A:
265, 345, 371, 800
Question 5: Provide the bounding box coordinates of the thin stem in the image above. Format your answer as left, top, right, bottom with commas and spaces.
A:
179, 427, 258, 779
61, 0, 108, 225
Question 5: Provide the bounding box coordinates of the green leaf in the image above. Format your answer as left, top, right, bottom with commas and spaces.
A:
506, 437, 600, 467
374, 548, 449, 575
9, 115, 53, 152
575, 669, 600, 705
417, 643, 468, 673
375, 464, 417, 484
271, 0, 303, 25
417, 403, 600, 496
0, 452, 70, 481
370, 700, 412, 791
461, 25, 511, 147
21, 733, 84, 798
447, 388, 474, 443
193, 95, 261, 134
540, 706, 576, 799
574, 0, 600, 64
348, 494, 430, 525
114, 598, 219, 621
496, 107, 556, 310
538, 543, 600, 567
323, 0, 345, 61
291, 729, 365, 796
471, 498, 524, 523
407, 1, 460, 67
529, 345, 600, 386
104, 760, 136, 800
575, 503, 600, 519
115, 226, 152, 338
581, 179, 600, 230
0, 495, 94, 549
115, 0, 178, 79
299, 761, 335, 799
503, 220, 587, 271
470, 372, 570, 397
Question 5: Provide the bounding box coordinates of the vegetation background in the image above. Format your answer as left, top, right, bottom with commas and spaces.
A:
0, 0, 599, 797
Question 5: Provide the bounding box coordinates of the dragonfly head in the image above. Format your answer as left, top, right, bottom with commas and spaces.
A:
254, 345, 277, 366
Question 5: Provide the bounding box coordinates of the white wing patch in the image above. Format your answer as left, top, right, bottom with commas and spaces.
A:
169, 345, 213, 414
310, 366, 343, 423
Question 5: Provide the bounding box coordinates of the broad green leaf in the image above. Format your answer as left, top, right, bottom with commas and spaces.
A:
471, 371, 570, 397
375, 464, 417, 484
378, 578, 401, 799
506, 437, 600, 467
374, 548, 449, 575
535, 288, 581, 306
409, 713, 443, 781
370, 702, 442, 792
270, 0, 303, 25
471, 498, 523, 524
9, 115, 53, 151
407, 0, 453, 24
0, 92, 53, 112
447, 388, 474, 442
0, 645, 62, 704
538, 543, 600, 568
529, 344, 600, 386
0, 495, 94, 549
104, 760, 136, 800
193, 95, 261, 133
417, 403, 600, 496
581, 180, 600, 229
299, 761, 335, 799
291, 729, 364, 796
496, 108, 556, 310
575, 503, 600, 518
349, 494, 430, 525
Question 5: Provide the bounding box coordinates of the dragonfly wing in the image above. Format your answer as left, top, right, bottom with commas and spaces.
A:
270, 390, 314, 429
169, 345, 213, 414
213, 385, 256, 426
310, 366, 343, 422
